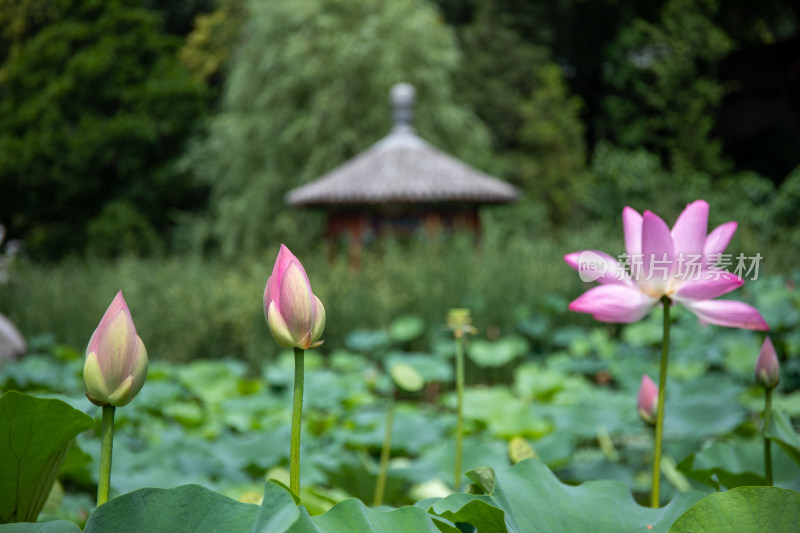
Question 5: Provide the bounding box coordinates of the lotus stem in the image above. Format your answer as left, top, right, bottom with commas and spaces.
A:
454, 334, 465, 490
97, 405, 116, 506
764, 388, 773, 486
373, 393, 395, 507
290, 347, 305, 496
651, 296, 671, 507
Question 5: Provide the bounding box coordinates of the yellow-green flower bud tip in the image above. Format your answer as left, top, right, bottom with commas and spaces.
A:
83, 291, 148, 407
447, 308, 477, 339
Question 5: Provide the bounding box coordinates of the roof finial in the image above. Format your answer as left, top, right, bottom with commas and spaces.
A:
391, 82, 415, 132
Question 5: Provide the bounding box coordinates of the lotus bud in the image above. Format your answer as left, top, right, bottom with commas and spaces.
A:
264, 244, 325, 350
755, 337, 780, 390
637, 374, 658, 426
83, 291, 148, 407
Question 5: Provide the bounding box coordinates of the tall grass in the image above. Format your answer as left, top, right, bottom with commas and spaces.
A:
1, 213, 788, 367
0, 223, 611, 364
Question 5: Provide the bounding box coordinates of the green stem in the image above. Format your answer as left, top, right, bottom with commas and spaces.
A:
373, 394, 395, 507
764, 388, 773, 486
651, 296, 671, 508
97, 405, 116, 506
290, 347, 305, 496
454, 335, 465, 490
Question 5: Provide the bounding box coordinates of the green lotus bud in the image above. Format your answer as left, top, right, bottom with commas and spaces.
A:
84, 291, 148, 407
264, 245, 325, 350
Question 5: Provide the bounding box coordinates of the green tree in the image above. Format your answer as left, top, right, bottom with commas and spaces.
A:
186, 0, 493, 257
515, 63, 589, 222
0, 0, 70, 72
0, 0, 208, 258
178, 0, 245, 84
448, 3, 590, 223
600, 0, 734, 175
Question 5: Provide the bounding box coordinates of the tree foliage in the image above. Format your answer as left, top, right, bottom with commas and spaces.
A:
515, 64, 588, 221
449, 3, 589, 223
178, 0, 245, 84
600, 0, 734, 175
186, 0, 493, 257
0, 0, 208, 258
0, 0, 797, 259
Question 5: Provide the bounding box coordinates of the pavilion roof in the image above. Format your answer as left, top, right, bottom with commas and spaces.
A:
285, 83, 519, 207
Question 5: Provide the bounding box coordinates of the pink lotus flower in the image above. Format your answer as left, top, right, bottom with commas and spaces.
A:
637, 374, 659, 425
755, 336, 780, 389
264, 244, 325, 349
83, 291, 148, 407
565, 200, 768, 330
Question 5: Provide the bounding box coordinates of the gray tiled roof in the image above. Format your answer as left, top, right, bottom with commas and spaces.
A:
285, 128, 519, 206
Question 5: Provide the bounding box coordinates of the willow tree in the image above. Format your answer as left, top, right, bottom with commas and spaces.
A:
186, 0, 492, 257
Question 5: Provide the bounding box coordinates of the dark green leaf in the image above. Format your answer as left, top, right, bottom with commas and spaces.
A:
0, 522, 81, 533
346, 330, 391, 353
430, 459, 704, 533
310, 498, 454, 533
82, 485, 259, 533
389, 316, 425, 343
390, 363, 425, 392
467, 336, 528, 368
431, 497, 506, 533
0, 392, 94, 523
683, 440, 765, 488
668, 486, 800, 533
252, 481, 300, 533
766, 410, 800, 465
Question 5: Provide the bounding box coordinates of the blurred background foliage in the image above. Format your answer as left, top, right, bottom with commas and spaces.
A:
1, 0, 799, 363
182, 0, 493, 257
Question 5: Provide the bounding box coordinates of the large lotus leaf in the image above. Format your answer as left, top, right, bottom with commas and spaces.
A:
516, 315, 549, 340
663, 376, 746, 439
680, 436, 800, 491
680, 440, 765, 489
306, 498, 458, 532
527, 431, 576, 467
384, 352, 453, 384
215, 426, 290, 472
176, 359, 247, 406
668, 486, 800, 533
252, 481, 300, 533
512, 362, 573, 402
414, 437, 509, 486
766, 409, 800, 465
462, 387, 551, 438
344, 407, 446, 455
622, 318, 664, 347
82, 485, 259, 533
345, 329, 391, 353
467, 336, 529, 368
0, 522, 81, 533
388, 315, 425, 343
252, 481, 458, 533
0, 356, 81, 395
429, 459, 705, 533
0, 392, 94, 524
537, 389, 635, 439
754, 277, 800, 330
101, 425, 239, 494
389, 363, 424, 392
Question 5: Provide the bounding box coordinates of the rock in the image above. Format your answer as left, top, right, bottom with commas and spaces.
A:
0, 313, 26, 361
